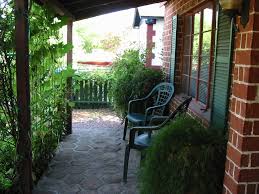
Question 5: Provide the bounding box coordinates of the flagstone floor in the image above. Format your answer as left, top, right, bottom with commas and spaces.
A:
33, 109, 140, 194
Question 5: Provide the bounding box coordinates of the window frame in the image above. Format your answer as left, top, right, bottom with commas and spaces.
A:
182, 1, 216, 110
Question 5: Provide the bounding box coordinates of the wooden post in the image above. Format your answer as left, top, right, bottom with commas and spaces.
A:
66, 19, 73, 134
15, 0, 33, 193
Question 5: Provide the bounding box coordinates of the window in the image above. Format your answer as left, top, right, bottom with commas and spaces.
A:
182, 3, 215, 109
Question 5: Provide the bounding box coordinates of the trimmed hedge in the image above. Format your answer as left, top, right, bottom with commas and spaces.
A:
139, 115, 227, 194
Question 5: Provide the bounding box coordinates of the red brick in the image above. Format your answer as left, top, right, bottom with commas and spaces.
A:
224, 173, 246, 194
252, 32, 259, 49
246, 32, 253, 49
255, 0, 259, 12
239, 136, 259, 151
239, 67, 244, 81
225, 159, 230, 173
254, 121, 259, 135
247, 184, 256, 194
229, 160, 234, 177
244, 67, 259, 83
236, 33, 241, 49
236, 100, 241, 115
238, 13, 255, 33
254, 14, 259, 31
244, 103, 259, 118
235, 168, 259, 182
232, 131, 237, 146
227, 145, 249, 167
251, 153, 259, 167
236, 50, 259, 66
229, 113, 253, 135
241, 33, 246, 49
232, 83, 257, 100
230, 97, 236, 113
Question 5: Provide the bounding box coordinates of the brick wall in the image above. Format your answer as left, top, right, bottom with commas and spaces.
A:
163, 0, 209, 125
223, 0, 259, 193
163, 0, 259, 193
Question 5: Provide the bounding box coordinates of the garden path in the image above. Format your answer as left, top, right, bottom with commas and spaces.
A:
33, 109, 140, 194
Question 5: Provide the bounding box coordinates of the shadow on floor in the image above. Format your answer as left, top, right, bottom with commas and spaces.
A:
33, 109, 140, 194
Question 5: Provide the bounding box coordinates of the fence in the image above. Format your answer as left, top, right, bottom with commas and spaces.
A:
73, 78, 112, 109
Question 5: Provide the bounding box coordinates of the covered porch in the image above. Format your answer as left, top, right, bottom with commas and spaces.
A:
33, 109, 139, 194
11, 0, 164, 193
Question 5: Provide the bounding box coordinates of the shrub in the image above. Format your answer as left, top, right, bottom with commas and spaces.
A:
139, 115, 227, 194
110, 49, 163, 117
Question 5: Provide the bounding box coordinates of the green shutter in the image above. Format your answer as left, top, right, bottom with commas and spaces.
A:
169, 15, 178, 83
211, 8, 234, 129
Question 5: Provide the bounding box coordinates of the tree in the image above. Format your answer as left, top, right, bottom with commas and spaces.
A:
99, 33, 121, 53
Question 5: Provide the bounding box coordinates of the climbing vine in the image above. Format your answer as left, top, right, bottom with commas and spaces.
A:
0, 1, 73, 191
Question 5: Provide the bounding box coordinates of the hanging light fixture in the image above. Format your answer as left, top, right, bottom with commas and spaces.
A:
219, 0, 250, 28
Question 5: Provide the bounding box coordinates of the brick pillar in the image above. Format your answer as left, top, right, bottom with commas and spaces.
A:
146, 24, 156, 67
223, 0, 259, 193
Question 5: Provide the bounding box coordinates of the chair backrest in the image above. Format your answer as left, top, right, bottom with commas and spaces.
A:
148, 82, 174, 116
157, 96, 192, 129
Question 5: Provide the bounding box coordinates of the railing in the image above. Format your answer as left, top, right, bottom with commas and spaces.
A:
73, 79, 112, 109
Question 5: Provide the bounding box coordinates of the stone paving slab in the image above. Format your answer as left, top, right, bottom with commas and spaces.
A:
33, 109, 140, 194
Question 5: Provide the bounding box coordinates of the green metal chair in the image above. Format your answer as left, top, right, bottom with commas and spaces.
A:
123, 96, 192, 182
123, 82, 174, 140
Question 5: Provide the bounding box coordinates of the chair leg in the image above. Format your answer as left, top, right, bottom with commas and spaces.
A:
123, 117, 128, 140
123, 144, 130, 183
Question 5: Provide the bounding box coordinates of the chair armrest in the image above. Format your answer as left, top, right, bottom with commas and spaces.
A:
128, 125, 161, 145
145, 104, 166, 115
128, 97, 148, 113
149, 116, 169, 125
143, 104, 167, 123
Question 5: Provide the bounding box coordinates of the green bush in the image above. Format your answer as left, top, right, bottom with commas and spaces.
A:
74, 70, 112, 85
110, 49, 163, 117
139, 115, 227, 194
0, 2, 71, 191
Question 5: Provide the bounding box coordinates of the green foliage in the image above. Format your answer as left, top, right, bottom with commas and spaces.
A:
76, 26, 99, 53
110, 49, 163, 117
0, 1, 18, 191
74, 70, 112, 84
99, 33, 121, 52
0, 1, 72, 191
139, 115, 227, 194
29, 3, 73, 181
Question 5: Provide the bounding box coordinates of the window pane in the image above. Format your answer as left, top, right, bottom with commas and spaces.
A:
192, 34, 199, 58
191, 59, 198, 78
190, 78, 197, 98
200, 57, 210, 81
183, 56, 190, 75
184, 15, 192, 36
184, 36, 192, 55
202, 31, 211, 56
184, 35, 192, 55
203, 8, 213, 31
199, 82, 208, 104
182, 75, 189, 94
194, 12, 201, 34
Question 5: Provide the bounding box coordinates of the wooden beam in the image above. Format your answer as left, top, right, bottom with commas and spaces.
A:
66, 19, 73, 135
15, 0, 33, 193
74, 0, 165, 20
37, 0, 75, 20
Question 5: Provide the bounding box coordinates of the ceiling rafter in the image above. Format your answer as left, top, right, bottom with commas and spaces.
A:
35, 0, 166, 21
36, 0, 75, 20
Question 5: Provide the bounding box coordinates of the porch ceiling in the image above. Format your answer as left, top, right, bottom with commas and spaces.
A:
36, 0, 167, 21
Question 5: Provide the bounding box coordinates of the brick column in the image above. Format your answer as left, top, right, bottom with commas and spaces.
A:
223, 0, 259, 193
146, 24, 156, 67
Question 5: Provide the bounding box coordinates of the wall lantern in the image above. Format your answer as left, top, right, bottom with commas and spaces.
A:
145, 18, 156, 25
219, 0, 250, 28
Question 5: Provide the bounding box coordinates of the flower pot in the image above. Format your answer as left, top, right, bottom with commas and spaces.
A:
219, 0, 243, 11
